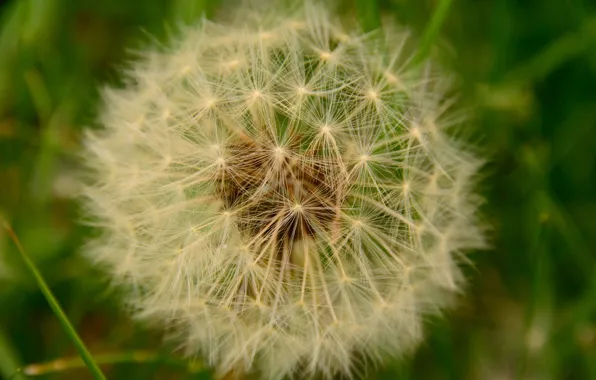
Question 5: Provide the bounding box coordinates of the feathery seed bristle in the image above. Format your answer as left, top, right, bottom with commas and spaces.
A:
79, 2, 485, 378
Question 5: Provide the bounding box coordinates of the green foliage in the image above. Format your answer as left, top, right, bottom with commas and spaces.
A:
0, 0, 594, 379
3, 222, 105, 379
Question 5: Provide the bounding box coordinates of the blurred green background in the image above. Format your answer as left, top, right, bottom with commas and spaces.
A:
0, 0, 595, 379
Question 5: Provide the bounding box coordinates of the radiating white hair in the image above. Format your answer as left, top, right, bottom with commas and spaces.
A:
79, 2, 485, 378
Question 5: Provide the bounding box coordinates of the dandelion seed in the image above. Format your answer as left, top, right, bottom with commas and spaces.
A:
79, 1, 485, 379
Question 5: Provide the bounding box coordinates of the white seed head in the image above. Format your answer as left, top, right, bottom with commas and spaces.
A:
79, 2, 485, 378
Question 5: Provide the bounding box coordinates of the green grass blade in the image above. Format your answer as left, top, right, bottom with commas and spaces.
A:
17, 350, 203, 377
416, 0, 454, 62
23, 70, 65, 203
169, 0, 210, 24
0, 327, 26, 380
2, 222, 107, 380
505, 16, 596, 84
355, 0, 381, 32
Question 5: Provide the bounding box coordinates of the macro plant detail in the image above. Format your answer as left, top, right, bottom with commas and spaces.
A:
79, 2, 485, 378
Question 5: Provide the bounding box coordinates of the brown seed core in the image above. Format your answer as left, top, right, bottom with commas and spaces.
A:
216, 136, 340, 253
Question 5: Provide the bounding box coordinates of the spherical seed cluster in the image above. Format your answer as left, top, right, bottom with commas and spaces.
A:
80, 3, 485, 378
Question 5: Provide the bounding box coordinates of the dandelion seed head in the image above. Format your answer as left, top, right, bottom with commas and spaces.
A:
79, 1, 485, 378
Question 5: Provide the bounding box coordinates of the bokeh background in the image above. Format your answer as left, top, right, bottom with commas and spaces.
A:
0, 0, 595, 379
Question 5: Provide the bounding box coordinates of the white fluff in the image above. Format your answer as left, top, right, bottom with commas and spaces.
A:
79, 2, 485, 378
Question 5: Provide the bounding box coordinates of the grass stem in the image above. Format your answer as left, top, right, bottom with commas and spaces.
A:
2, 221, 107, 380
416, 0, 454, 62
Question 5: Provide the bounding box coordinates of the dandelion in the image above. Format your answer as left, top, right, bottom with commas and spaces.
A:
79, 1, 485, 378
